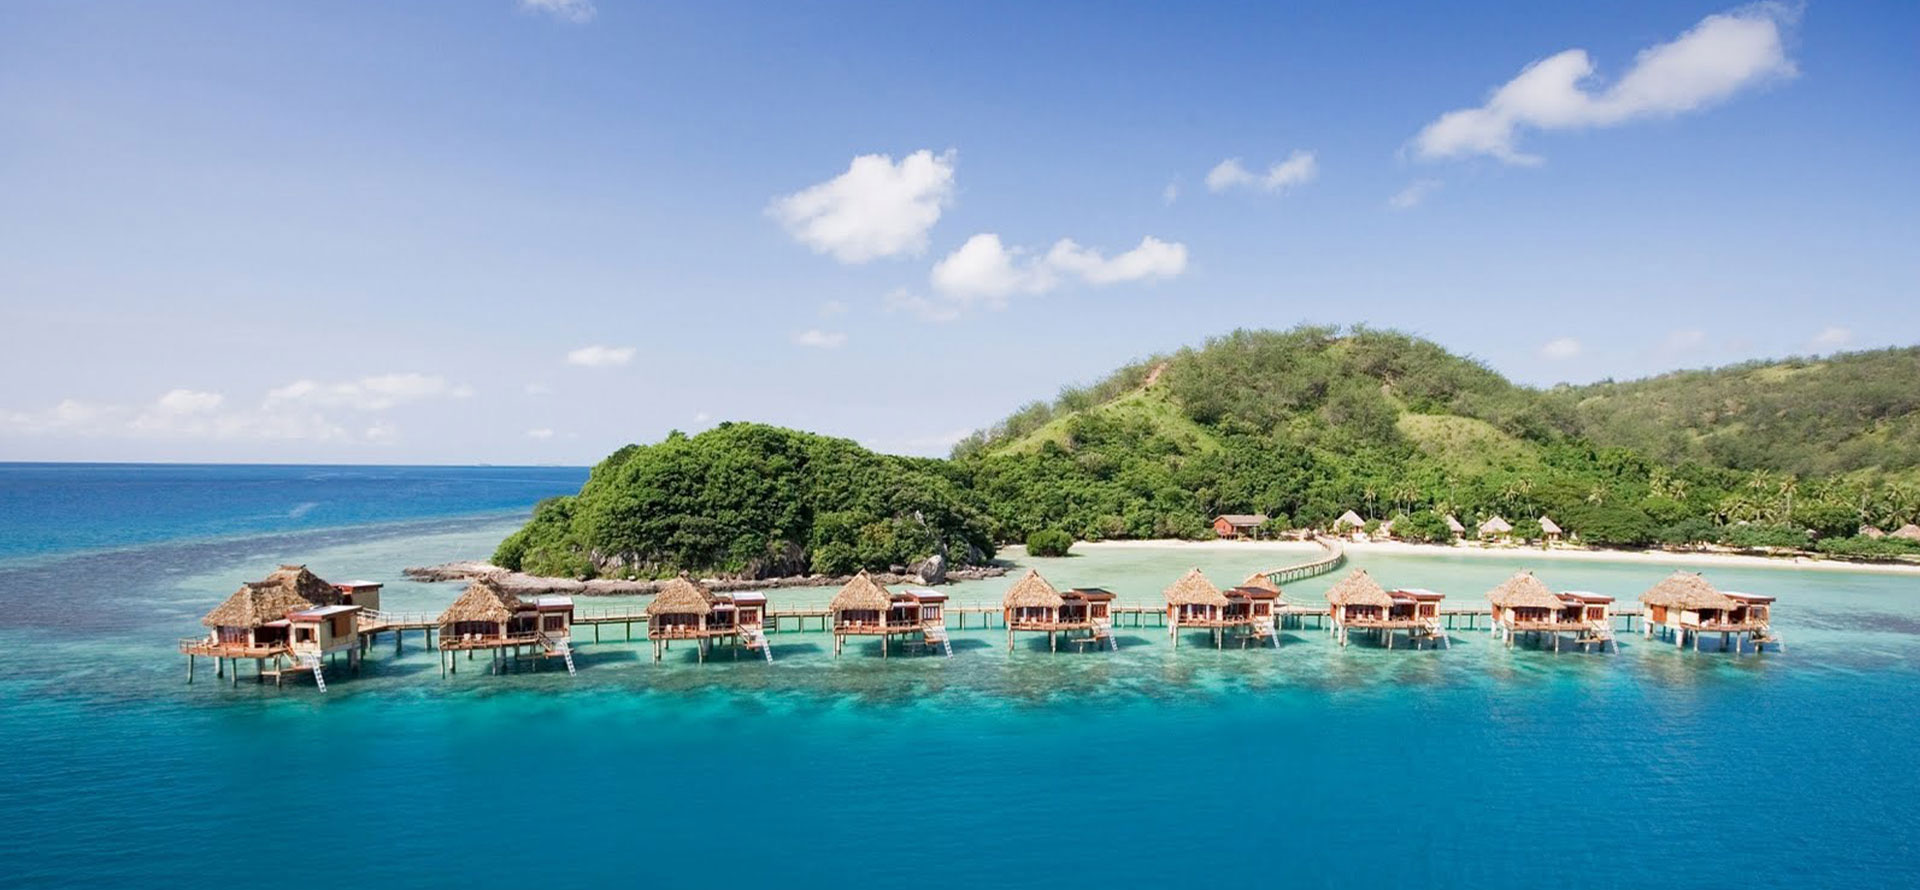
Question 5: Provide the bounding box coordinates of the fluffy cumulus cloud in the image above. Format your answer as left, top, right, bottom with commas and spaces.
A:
768, 149, 956, 264
4, 373, 476, 444
1389, 179, 1443, 210
565, 345, 635, 368
520, 0, 595, 23
1205, 151, 1318, 194
792, 329, 847, 349
1414, 4, 1797, 164
929, 233, 1188, 306
1539, 337, 1584, 360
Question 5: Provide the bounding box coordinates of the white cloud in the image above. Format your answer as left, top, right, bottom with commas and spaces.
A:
819, 300, 849, 317
1205, 151, 1318, 194
1389, 179, 1443, 210
565, 345, 635, 368
364, 422, 400, 444
526, 428, 557, 440
768, 149, 956, 264
520, 0, 595, 24
266, 373, 473, 411
152, 389, 224, 416
1413, 4, 1797, 164
1, 399, 122, 435
793, 329, 847, 349
1540, 337, 1584, 360
929, 233, 1190, 306
1162, 182, 1180, 205
883, 289, 964, 324
1809, 326, 1853, 351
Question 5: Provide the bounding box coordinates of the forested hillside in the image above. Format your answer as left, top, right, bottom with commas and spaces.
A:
950, 327, 1920, 553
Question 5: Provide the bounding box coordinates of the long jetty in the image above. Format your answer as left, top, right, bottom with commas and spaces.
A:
356, 536, 1642, 652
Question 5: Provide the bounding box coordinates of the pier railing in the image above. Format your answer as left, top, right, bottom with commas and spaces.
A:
1259, 536, 1346, 586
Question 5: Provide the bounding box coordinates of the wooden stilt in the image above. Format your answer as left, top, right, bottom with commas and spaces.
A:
186, 655, 195, 684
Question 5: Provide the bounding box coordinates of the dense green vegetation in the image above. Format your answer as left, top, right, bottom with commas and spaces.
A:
951, 326, 1920, 553
500, 327, 1920, 576
1025, 529, 1074, 557
494, 423, 994, 579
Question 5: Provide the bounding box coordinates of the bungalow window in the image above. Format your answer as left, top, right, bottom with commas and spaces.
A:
542, 615, 566, 632
295, 627, 315, 643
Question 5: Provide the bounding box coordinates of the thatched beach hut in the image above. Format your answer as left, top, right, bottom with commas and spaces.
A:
1486, 571, 1614, 652
1538, 515, 1563, 543
1444, 514, 1466, 536
830, 571, 946, 657
1892, 523, 1920, 543
640, 576, 769, 663
436, 576, 575, 676
1639, 571, 1776, 653
182, 565, 361, 689
1003, 570, 1114, 652
1479, 516, 1513, 541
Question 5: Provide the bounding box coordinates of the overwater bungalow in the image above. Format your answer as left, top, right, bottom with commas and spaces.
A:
435, 577, 576, 676
1002, 570, 1115, 652
1228, 572, 1285, 647
332, 580, 383, 611
1486, 571, 1615, 652
1325, 569, 1449, 649
830, 571, 946, 657
1639, 571, 1778, 653
643, 576, 772, 662
1164, 567, 1277, 649
181, 564, 360, 689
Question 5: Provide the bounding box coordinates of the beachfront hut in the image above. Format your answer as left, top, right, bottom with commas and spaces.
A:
1444, 514, 1466, 536
1325, 570, 1449, 649
641, 576, 771, 662
1892, 523, 1920, 543
1639, 571, 1777, 653
436, 577, 576, 676
1213, 514, 1268, 539
1538, 516, 1563, 543
1486, 571, 1615, 652
182, 565, 359, 689
1333, 510, 1367, 535
1479, 516, 1514, 541
1861, 525, 1886, 539
830, 571, 945, 657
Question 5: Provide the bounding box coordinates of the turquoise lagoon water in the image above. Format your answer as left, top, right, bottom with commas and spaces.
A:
1, 465, 1917, 888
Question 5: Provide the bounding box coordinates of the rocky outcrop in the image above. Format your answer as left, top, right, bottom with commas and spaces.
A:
402, 561, 1006, 597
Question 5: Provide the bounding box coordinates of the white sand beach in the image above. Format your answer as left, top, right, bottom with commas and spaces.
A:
1072, 537, 1920, 577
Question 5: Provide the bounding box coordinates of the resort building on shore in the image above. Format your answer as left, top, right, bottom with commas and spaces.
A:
1002, 569, 1116, 652
1212, 513, 1268, 539
829, 570, 949, 657
1639, 571, 1778, 653
1164, 567, 1279, 649
1444, 514, 1466, 537
1334, 510, 1367, 535
643, 576, 772, 663
1892, 523, 1920, 542
1486, 571, 1615, 653
436, 576, 576, 676
1325, 569, 1450, 649
1478, 516, 1513, 541
1538, 516, 1563, 544
182, 564, 361, 689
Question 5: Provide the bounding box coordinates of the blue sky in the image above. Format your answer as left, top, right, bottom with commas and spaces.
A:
2, 1, 1916, 464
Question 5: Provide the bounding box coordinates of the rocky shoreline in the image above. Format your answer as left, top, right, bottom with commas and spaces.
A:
401, 560, 1010, 597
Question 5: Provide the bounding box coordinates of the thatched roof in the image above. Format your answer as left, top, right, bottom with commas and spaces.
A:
1480, 516, 1513, 535
1325, 569, 1394, 608
1639, 571, 1738, 611
1163, 568, 1228, 606
1486, 571, 1563, 609
646, 576, 714, 616
202, 582, 312, 628
1861, 525, 1886, 539
1444, 514, 1465, 533
1892, 523, 1920, 542
437, 576, 520, 625
1216, 514, 1267, 527
1538, 515, 1563, 535
1334, 510, 1365, 530
1239, 572, 1281, 593
830, 570, 893, 611
1002, 570, 1064, 608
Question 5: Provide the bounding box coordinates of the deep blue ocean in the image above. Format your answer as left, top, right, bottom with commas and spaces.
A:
0, 463, 1915, 889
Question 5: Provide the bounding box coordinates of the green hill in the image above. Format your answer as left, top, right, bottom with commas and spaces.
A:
951, 326, 1920, 548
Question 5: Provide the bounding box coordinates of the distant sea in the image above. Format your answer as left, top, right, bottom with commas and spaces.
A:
0, 463, 1915, 889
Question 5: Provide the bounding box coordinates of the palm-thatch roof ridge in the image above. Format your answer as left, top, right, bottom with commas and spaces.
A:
1239, 571, 1282, 593
830, 570, 894, 611
202, 582, 315, 628
1486, 571, 1562, 609
258, 564, 346, 607
1164, 568, 1228, 606
646, 575, 716, 616
1480, 516, 1513, 536
437, 576, 520, 625
1639, 571, 1737, 611
1325, 569, 1394, 608
1538, 516, 1563, 535
1892, 523, 1920, 542
1002, 570, 1064, 609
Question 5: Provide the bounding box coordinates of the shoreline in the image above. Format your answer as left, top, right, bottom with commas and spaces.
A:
1073, 537, 1920, 576
402, 560, 1010, 596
